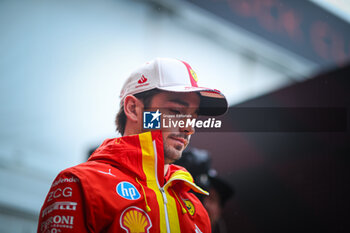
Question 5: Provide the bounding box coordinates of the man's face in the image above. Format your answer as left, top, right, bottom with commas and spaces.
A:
146, 91, 200, 164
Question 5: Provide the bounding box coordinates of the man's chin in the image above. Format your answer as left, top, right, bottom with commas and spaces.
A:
164, 148, 183, 164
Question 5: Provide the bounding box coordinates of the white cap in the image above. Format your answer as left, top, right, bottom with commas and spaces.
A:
119, 58, 228, 116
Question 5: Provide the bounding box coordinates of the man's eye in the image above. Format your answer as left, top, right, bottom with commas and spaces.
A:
170, 109, 180, 114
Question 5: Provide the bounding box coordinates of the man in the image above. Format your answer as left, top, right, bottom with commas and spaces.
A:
37, 58, 228, 233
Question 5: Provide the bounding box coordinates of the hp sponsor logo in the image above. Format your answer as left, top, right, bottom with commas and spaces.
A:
116, 182, 141, 200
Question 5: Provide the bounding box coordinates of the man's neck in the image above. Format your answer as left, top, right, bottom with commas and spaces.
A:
164, 164, 169, 176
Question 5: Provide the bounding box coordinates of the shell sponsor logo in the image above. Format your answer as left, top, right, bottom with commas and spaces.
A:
120, 206, 152, 233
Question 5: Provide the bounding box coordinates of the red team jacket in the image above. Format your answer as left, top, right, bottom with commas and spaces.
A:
37, 130, 211, 233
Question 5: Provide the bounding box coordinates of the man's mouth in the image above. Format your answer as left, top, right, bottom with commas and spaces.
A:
170, 136, 188, 146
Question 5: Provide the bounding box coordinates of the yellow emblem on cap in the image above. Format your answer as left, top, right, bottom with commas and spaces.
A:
183, 199, 195, 216
190, 69, 198, 82
120, 207, 152, 233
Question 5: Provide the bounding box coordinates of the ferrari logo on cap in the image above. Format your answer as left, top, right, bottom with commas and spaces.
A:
190, 69, 198, 82
120, 206, 152, 233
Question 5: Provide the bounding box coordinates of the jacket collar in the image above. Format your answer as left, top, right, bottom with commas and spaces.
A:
88, 130, 207, 195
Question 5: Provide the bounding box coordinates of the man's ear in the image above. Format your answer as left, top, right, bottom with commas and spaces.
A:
124, 95, 143, 123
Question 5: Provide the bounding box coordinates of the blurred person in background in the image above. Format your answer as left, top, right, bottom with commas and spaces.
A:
203, 175, 234, 233
37, 58, 227, 233
176, 148, 234, 233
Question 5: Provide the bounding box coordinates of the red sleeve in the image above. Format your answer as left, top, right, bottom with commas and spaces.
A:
37, 171, 91, 233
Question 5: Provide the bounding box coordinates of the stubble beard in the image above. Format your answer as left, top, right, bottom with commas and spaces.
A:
164, 143, 183, 164
163, 133, 190, 164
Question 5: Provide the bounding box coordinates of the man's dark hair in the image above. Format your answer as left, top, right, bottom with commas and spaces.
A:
115, 89, 162, 135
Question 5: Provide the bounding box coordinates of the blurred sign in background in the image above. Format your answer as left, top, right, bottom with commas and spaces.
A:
186, 0, 350, 67
0, 0, 349, 232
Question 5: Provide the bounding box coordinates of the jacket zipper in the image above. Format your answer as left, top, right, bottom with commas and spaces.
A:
160, 187, 171, 233
153, 140, 171, 233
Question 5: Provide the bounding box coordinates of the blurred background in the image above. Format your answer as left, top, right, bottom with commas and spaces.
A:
0, 0, 349, 232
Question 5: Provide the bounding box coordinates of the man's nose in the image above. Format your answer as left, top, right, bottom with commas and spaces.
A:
180, 118, 195, 135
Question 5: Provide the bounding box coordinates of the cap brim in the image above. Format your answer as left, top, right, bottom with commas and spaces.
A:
157, 86, 228, 116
